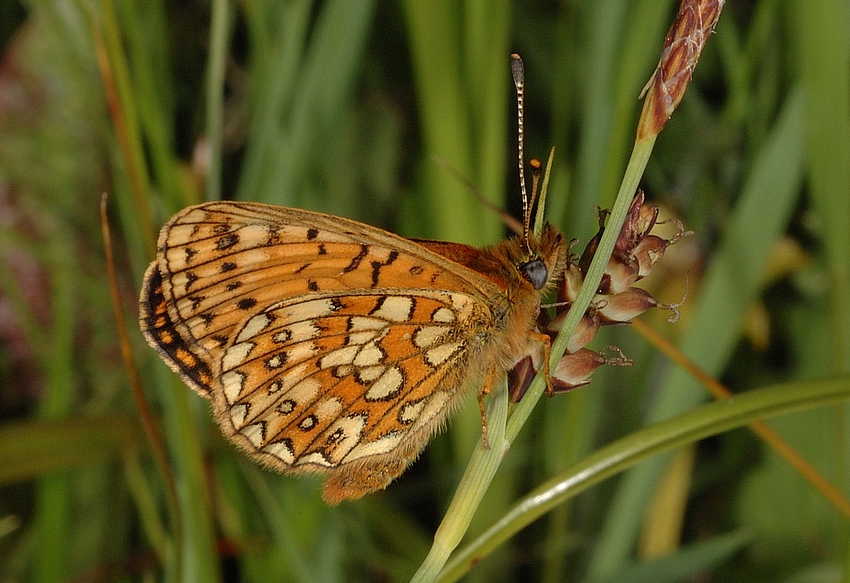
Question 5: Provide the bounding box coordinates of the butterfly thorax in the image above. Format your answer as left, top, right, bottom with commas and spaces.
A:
418, 222, 566, 372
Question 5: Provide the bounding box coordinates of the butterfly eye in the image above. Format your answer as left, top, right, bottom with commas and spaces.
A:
519, 258, 548, 290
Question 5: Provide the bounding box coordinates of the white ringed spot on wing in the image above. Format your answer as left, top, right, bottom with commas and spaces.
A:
265, 353, 287, 369
323, 415, 367, 462
298, 415, 318, 431
276, 399, 296, 415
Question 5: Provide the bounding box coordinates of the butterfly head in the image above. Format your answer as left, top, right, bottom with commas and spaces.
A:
514, 221, 567, 293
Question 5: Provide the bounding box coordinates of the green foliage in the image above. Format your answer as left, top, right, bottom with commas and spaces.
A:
0, 1, 848, 581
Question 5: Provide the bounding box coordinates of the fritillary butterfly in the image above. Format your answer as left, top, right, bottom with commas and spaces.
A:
139, 55, 567, 503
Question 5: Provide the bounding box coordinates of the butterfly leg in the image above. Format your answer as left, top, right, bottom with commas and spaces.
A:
476, 368, 498, 450
528, 330, 555, 396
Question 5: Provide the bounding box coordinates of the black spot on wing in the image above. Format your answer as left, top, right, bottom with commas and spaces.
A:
370, 250, 399, 286
237, 298, 257, 310
217, 234, 239, 250
342, 244, 369, 273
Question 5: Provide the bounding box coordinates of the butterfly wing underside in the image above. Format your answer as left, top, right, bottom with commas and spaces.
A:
140, 201, 499, 502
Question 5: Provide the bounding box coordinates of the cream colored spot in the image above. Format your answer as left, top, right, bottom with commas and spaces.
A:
410, 392, 450, 431
236, 313, 273, 342
450, 293, 472, 310
365, 366, 404, 400
315, 397, 343, 420
425, 342, 462, 366
353, 342, 384, 367
286, 341, 317, 364
398, 399, 425, 424
372, 296, 413, 322
241, 423, 265, 447
414, 326, 450, 348
431, 307, 455, 323
230, 404, 249, 428
222, 341, 255, 370
286, 321, 321, 343
239, 224, 272, 245
319, 345, 359, 368
299, 416, 317, 430
263, 440, 295, 464
348, 316, 386, 331
268, 380, 282, 393
334, 364, 354, 377
266, 354, 285, 369
356, 365, 385, 382
297, 452, 333, 467
411, 391, 449, 431
274, 298, 336, 322
347, 330, 378, 346
286, 377, 322, 404
346, 432, 404, 461
222, 371, 246, 404
276, 399, 295, 414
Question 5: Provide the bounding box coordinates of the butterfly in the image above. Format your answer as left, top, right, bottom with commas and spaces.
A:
139, 54, 570, 504
139, 201, 567, 503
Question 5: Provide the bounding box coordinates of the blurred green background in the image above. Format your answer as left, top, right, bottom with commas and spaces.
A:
1, 1, 848, 581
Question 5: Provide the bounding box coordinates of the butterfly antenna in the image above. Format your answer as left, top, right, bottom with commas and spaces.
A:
511, 53, 532, 254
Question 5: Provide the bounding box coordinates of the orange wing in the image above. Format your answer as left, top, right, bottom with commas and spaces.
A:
140, 201, 507, 501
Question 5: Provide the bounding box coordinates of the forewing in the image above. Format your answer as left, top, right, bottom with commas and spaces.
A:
139, 201, 497, 398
